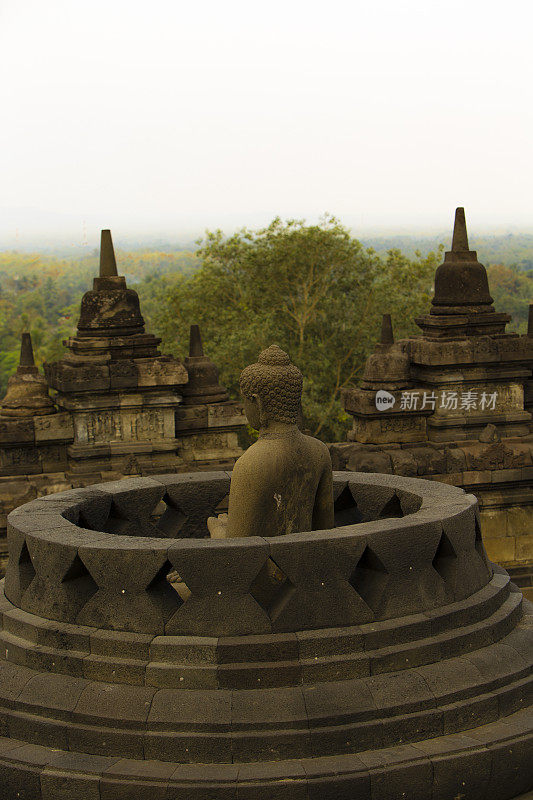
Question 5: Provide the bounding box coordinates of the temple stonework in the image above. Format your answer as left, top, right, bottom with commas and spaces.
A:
0, 231, 246, 574
338, 208, 533, 597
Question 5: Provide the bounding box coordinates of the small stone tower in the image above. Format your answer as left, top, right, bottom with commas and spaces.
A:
44, 229, 189, 476
341, 208, 533, 592
175, 324, 246, 466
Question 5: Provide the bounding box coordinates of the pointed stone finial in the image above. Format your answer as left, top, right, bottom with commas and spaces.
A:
19, 332, 35, 369
380, 314, 394, 345
451, 207, 469, 252
189, 325, 205, 358
430, 206, 493, 313
99, 229, 118, 277
1, 332, 56, 417
182, 325, 228, 404
528, 304, 533, 337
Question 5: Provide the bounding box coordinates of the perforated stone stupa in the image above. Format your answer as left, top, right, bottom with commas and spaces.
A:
0, 471, 531, 798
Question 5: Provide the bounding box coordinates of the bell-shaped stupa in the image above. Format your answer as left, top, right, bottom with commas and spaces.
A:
181, 324, 229, 404
431, 207, 494, 313
76, 229, 146, 338
417, 208, 510, 337
360, 314, 411, 391
0, 333, 56, 418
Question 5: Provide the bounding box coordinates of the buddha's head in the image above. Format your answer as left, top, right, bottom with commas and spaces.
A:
240, 345, 303, 429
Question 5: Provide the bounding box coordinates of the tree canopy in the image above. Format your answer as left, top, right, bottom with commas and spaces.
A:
152, 216, 442, 440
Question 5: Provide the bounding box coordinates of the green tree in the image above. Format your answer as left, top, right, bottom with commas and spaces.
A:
154, 216, 441, 440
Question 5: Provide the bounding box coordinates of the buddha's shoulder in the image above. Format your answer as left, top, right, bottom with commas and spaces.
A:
301, 433, 332, 462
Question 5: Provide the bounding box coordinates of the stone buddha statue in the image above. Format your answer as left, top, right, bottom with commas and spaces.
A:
207, 345, 334, 538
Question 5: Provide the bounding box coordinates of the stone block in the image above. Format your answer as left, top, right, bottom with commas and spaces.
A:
369, 750, 432, 800
144, 729, 232, 763
389, 449, 418, 476
145, 661, 218, 689
166, 537, 271, 637
148, 687, 231, 731
67, 723, 142, 759
0, 760, 43, 799
207, 402, 245, 430
0, 658, 36, 703
480, 509, 508, 539
363, 670, 436, 716
303, 679, 375, 728
0, 418, 35, 445
34, 413, 73, 443
17, 672, 88, 719
232, 725, 308, 763
417, 656, 483, 704
41, 771, 99, 800
430, 743, 491, 800
484, 537, 516, 563
462, 470, 492, 485
72, 682, 156, 727
486, 733, 533, 798
302, 753, 371, 800
270, 534, 372, 633
8, 712, 70, 750
347, 450, 393, 474
101, 777, 169, 799
507, 505, 533, 536
217, 632, 297, 664
516, 535, 533, 562
109, 360, 139, 390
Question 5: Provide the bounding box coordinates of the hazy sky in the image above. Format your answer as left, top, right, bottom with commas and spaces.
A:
1, 0, 532, 244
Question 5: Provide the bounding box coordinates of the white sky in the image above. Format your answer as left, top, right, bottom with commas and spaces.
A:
1, 0, 532, 244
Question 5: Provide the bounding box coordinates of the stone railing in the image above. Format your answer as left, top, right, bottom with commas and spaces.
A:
3, 471, 492, 636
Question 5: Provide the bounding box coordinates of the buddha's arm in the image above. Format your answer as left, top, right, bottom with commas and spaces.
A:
312, 457, 334, 530
207, 456, 263, 539
225, 460, 263, 538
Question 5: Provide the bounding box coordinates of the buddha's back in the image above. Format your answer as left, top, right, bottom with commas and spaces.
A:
207, 344, 334, 540
226, 428, 333, 538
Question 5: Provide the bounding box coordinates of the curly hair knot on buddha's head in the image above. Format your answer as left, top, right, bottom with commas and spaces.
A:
240, 345, 303, 424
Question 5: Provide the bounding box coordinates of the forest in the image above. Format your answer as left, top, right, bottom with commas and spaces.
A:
0, 218, 531, 441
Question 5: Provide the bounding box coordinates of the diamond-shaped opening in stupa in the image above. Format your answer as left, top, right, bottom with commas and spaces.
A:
146, 559, 191, 621
334, 485, 363, 527
250, 557, 295, 622
18, 540, 36, 593
378, 493, 404, 519
152, 494, 188, 537
474, 516, 491, 572
215, 493, 230, 513
101, 500, 138, 536
349, 545, 389, 613
76, 510, 100, 531
61, 553, 99, 604
432, 532, 458, 583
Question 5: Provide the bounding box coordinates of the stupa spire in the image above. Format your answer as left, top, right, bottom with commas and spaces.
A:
380, 314, 394, 345
18, 332, 36, 371
99, 229, 118, 277
181, 324, 228, 404
451, 207, 469, 252
189, 324, 205, 358
429, 206, 493, 313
